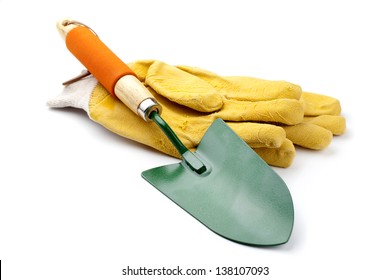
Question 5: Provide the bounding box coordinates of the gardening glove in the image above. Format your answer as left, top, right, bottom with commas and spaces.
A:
130, 60, 346, 149
48, 60, 344, 167
48, 74, 297, 167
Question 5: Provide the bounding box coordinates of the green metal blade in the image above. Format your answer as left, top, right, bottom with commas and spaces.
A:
142, 118, 294, 246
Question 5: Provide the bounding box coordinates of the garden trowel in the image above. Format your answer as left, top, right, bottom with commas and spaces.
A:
57, 18, 294, 246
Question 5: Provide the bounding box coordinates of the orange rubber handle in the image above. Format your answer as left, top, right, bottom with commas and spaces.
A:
65, 26, 135, 95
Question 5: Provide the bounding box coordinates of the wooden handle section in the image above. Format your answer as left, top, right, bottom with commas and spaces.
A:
114, 75, 154, 115
57, 19, 154, 117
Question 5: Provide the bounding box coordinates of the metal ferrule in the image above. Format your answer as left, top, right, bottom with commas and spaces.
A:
137, 98, 162, 121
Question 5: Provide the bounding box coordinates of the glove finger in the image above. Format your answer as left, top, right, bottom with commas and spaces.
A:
188, 132, 294, 167
301, 91, 341, 116
145, 61, 223, 112
227, 122, 286, 148
177, 65, 302, 101
216, 98, 304, 125
282, 123, 333, 150
224, 76, 302, 100
254, 139, 295, 168
303, 115, 346, 135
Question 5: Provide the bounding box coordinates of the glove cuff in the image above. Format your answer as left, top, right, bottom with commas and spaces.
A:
47, 76, 98, 116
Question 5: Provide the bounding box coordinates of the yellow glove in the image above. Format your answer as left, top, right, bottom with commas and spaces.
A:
282, 92, 346, 150
48, 60, 345, 167
131, 60, 346, 150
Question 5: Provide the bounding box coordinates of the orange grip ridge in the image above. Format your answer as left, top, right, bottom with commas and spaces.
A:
65, 26, 135, 95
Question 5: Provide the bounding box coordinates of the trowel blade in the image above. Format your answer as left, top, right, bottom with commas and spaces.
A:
142, 118, 294, 246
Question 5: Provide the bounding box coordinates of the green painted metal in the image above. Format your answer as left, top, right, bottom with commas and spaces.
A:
142, 118, 294, 246
150, 111, 206, 174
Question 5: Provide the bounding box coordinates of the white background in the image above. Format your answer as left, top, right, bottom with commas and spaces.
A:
0, 0, 388, 279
